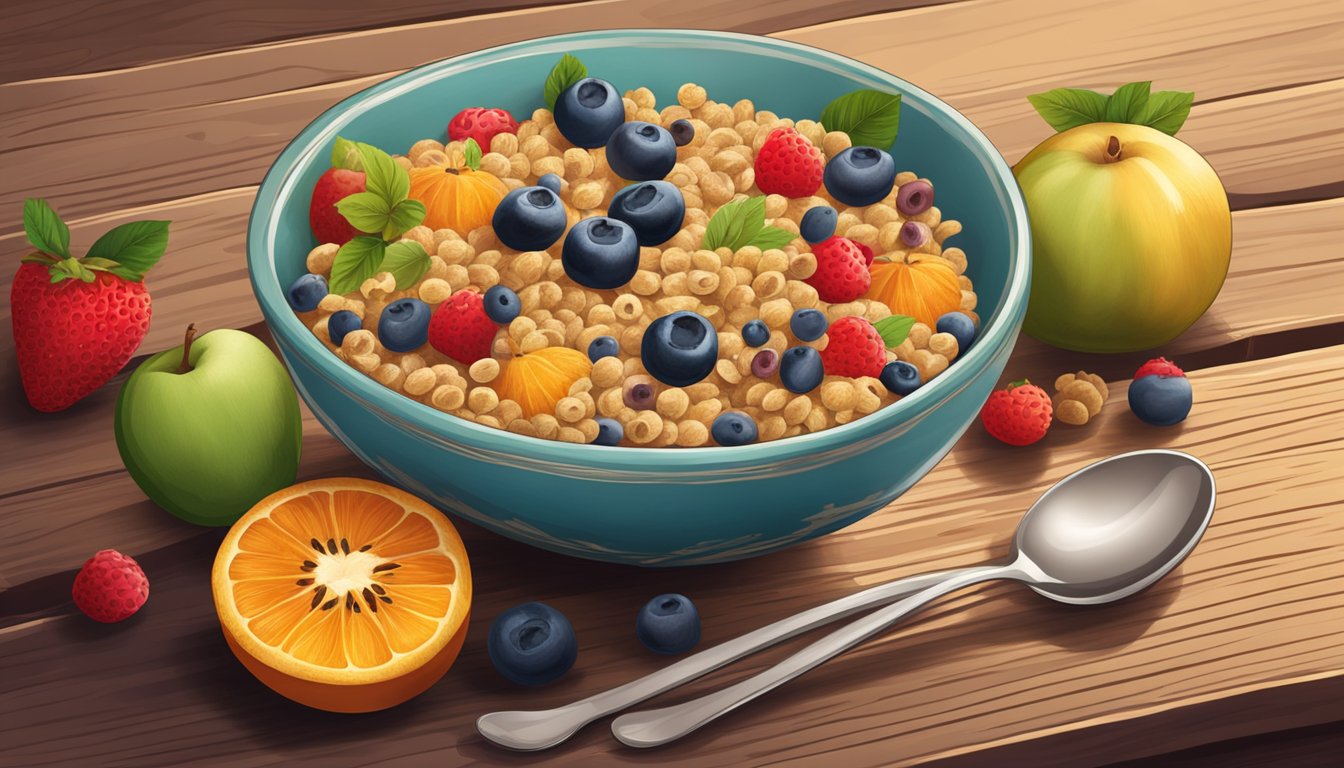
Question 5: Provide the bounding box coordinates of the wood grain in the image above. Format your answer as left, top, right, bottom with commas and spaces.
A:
2, 346, 1340, 767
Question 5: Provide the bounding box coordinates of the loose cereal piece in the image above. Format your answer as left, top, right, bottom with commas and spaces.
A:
1056, 399, 1091, 426
469, 358, 501, 384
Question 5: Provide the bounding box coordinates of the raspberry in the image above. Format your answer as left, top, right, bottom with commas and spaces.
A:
805, 237, 870, 303
448, 107, 518, 150
853, 240, 875, 267
71, 549, 149, 623
428, 290, 497, 364
754, 127, 823, 198
820, 316, 886, 379
980, 379, 1053, 446
1133, 357, 1186, 380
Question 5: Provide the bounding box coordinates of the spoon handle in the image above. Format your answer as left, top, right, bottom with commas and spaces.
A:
476, 569, 958, 750
611, 564, 1012, 748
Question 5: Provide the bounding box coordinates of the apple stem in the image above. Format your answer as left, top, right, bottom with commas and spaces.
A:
177, 323, 198, 374
1104, 135, 1122, 163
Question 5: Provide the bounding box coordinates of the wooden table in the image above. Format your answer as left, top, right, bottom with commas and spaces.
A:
2, 1, 1341, 765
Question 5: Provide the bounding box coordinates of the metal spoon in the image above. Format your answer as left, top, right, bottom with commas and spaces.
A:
611, 449, 1215, 748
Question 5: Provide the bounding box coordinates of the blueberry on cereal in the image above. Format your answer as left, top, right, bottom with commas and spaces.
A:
327, 310, 362, 347
824, 146, 897, 207
493, 186, 567, 251
537, 173, 563, 195
800, 205, 837, 244
668, 118, 695, 147
588, 335, 619, 362
553, 77, 624, 148
608, 180, 686, 247
780, 346, 824, 394
751, 349, 780, 378
880, 360, 922, 396
593, 417, 624, 446
287, 273, 328, 312
562, 217, 640, 289
936, 311, 976, 354
790, 308, 828, 342
742, 319, 770, 348
641, 311, 718, 387
606, 122, 677, 181
896, 179, 934, 216
712, 411, 758, 446
378, 298, 432, 353
483, 285, 521, 324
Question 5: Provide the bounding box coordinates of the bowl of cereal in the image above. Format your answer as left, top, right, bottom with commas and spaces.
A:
248, 30, 1029, 566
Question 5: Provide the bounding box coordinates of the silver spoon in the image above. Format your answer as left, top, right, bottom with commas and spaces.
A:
611, 449, 1215, 748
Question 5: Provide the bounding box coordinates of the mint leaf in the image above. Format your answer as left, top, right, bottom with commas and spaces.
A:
336, 192, 391, 235
1141, 90, 1194, 135
873, 314, 916, 348
463, 138, 482, 172
820, 89, 901, 149
329, 236, 386, 295
1104, 81, 1151, 123
23, 199, 71, 259
385, 199, 426, 240
331, 136, 364, 171
1026, 88, 1108, 132
356, 142, 408, 204
702, 196, 766, 251
544, 54, 587, 111
86, 220, 169, 281
747, 226, 797, 251
381, 241, 430, 290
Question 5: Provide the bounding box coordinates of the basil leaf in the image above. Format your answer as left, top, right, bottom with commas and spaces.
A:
747, 226, 797, 251
385, 199, 427, 241
335, 191, 391, 234
544, 54, 587, 111
702, 196, 766, 251
1104, 81, 1151, 123
86, 220, 170, 281
873, 314, 916, 348
1141, 90, 1194, 135
820, 89, 902, 149
328, 236, 386, 295
356, 142, 408, 204
463, 138, 482, 171
22, 198, 71, 259
380, 240, 431, 290
330, 136, 364, 171
1026, 88, 1108, 132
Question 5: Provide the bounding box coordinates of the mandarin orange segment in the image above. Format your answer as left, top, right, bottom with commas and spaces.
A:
368, 511, 440, 558
381, 584, 453, 618
237, 517, 311, 560
331, 490, 405, 550
342, 605, 395, 668
269, 491, 337, 549
233, 578, 306, 618
387, 552, 457, 585
230, 551, 312, 580
372, 600, 442, 654
284, 603, 347, 668
247, 591, 313, 645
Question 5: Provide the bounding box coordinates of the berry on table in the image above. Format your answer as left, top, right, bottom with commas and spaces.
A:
712, 411, 759, 446
641, 311, 718, 387
895, 179, 934, 216
482, 285, 521, 325
668, 119, 695, 147
981, 379, 1053, 446
936, 311, 976, 355
780, 346, 825, 394
487, 602, 577, 687
754, 127, 823, 198
593, 417, 624, 446
790, 308, 828, 342
742, 319, 770, 348
588, 335, 619, 361
309, 167, 366, 246
492, 186, 567, 251
636, 594, 701, 655
823, 146, 896, 207
562, 217, 640, 289
553, 77, 625, 148
800, 205, 838, 244
428, 290, 496, 364
605, 122, 677, 181
1128, 357, 1192, 426
537, 173, 563, 194
607, 180, 686, 247
72, 549, 148, 623
805, 237, 870, 303
751, 349, 780, 378
327, 309, 362, 347
377, 298, 432, 353
819, 316, 885, 379
880, 360, 922, 395
447, 107, 518, 150
287, 273, 328, 312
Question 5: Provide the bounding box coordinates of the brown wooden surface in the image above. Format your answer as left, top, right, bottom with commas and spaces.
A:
1, 0, 1341, 766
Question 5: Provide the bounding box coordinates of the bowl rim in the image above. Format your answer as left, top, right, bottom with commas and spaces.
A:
247, 28, 1030, 473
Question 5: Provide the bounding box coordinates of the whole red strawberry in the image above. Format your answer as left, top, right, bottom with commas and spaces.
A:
428, 290, 496, 364
806, 237, 870, 303
820, 316, 886, 378
981, 379, 1053, 446
72, 549, 149, 623
11, 200, 167, 412
755, 127, 823, 198
448, 107, 518, 151
1133, 356, 1185, 379
309, 167, 366, 246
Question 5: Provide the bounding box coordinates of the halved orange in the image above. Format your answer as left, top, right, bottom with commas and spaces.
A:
211, 478, 471, 713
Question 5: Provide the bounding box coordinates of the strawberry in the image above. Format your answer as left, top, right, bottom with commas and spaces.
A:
1133, 356, 1185, 380
754, 127, 823, 198
309, 167, 366, 246
72, 549, 149, 623
820, 316, 886, 378
448, 107, 518, 151
428, 290, 496, 364
853, 240, 875, 267
805, 237, 870, 303
981, 379, 1053, 446
11, 200, 167, 412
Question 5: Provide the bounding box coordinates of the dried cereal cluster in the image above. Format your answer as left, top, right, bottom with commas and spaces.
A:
1053, 370, 1109, 425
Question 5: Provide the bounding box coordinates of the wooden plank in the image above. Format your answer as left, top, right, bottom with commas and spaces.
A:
2, 0, 1341, 222
2, 346, 1340, 767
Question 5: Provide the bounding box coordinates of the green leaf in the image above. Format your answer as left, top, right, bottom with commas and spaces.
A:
355, 142, 409, 204
82, 257, 121, 271
328, 236, 386, 295
385, 199, 427, 241
1141, 90, 1195, 135
702, 196, 768, 252
335, 191, 392, 235
463, 138, 482, 172
330, 136, 364, 171
819, 89, 902, 148
544, 53, 588, 111
86, 220, 170, 281
873, 314, 916, 348
23, 199, 71, 259
49, 257, 95, 284
1025, 88, 1108, 132
746, 226, 798, 251
1104, 81, 1151, 123
380, 240, 431, 290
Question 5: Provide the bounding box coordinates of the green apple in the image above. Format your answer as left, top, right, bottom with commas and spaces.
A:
116, 326, 301, 526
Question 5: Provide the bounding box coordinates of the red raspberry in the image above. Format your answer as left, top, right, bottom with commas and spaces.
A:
853, 241, 875, 267
981, 380, 1053, 446
805, 237, 870, 303
1133, 356, 1185, 380
754, 127, 823, 198
448, 107, 518, 151
72, 549, 149, 623
428, 290, 496, 364
820, 316, 886, 378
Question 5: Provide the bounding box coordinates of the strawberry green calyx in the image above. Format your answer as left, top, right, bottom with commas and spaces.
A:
1008, 378, 1031, 388
20, 199, 169, 284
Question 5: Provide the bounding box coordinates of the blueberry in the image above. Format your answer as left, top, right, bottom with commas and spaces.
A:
562, 217, 640, 289
900, 220, 930, 248
895, 179, 934, 216
537, 173, 563, 194
799, 206, 837, 244
742, 319, 770, 348
824, 146, 897, 207
636, 594, 701, 655
780, 346, 824, 394
287, 273, 328, 312
553, 77, 625, 148
880, 360, 922, 396
935, 311, 976, 355
711, 411, 758, 446
790, 308, 827, 341
487, 602, 578, 687
750, 349, 780, 378
606, 122, 677, 181
327, 310, 362, 347
1128, 375, 1193, 426
593, 417, 623, 446
623, 375, 656, 410
492, 186, 567, 251
641, 311, 718, 387
588, 335, 619, 361
608, 180, 685, 246
668, 119, 695, 146
482, 285, 521, 324
377, 298, 431, 352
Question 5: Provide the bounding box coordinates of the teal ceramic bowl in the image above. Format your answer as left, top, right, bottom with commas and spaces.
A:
247, 30, 1029, 566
